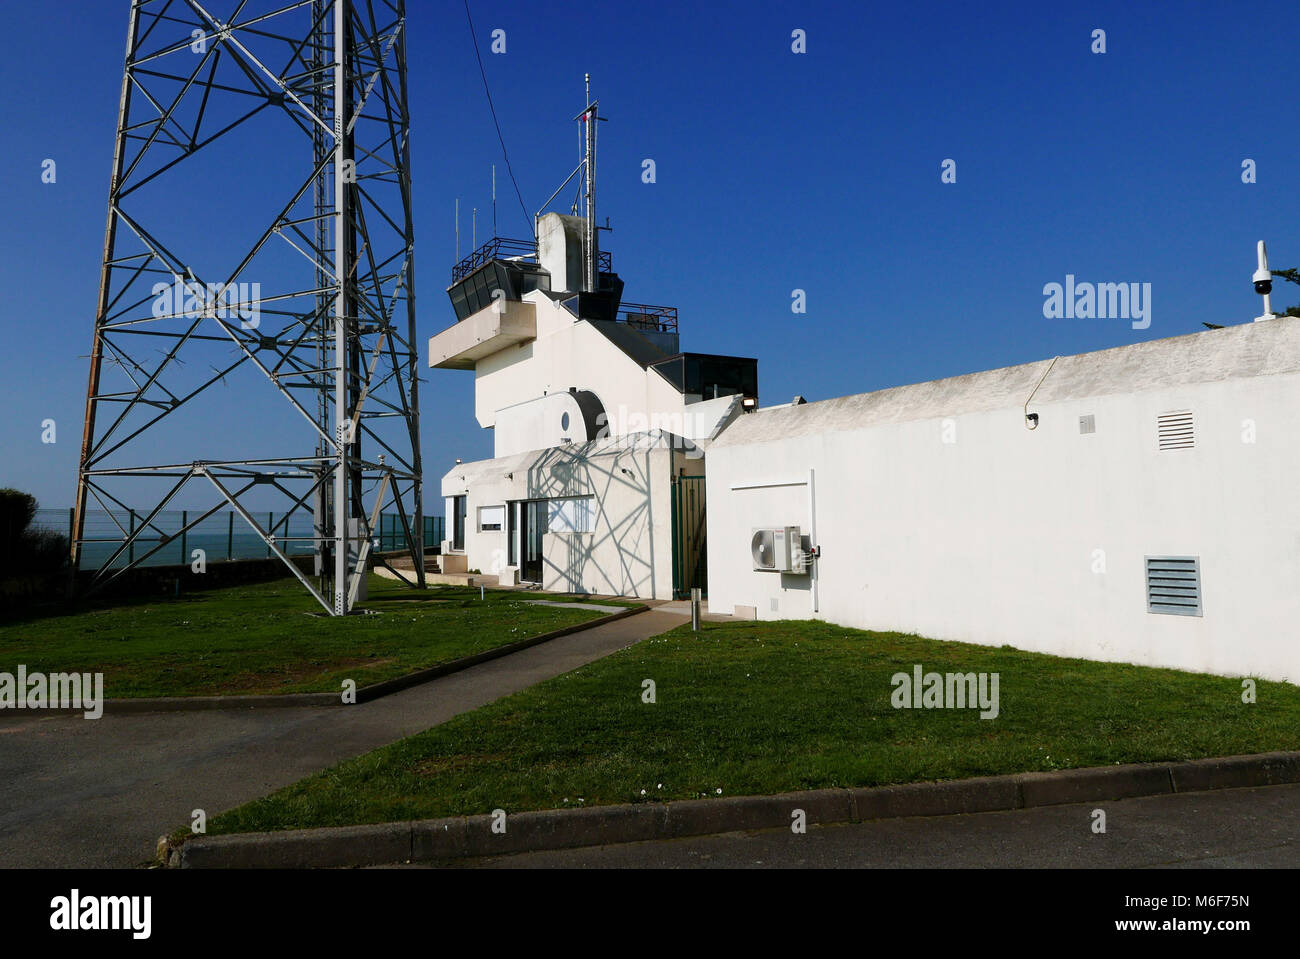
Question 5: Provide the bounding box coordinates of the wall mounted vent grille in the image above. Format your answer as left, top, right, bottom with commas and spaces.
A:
1079, 414, 1096, 434
1157, 410, 1195, 450
1145, 556, 1202, 616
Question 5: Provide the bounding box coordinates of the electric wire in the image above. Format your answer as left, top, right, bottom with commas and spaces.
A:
462, 0, 531, 238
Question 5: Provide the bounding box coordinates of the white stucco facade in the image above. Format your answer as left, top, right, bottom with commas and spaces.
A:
706, 318, 1300, 684
462, 290, 722, 454
430, 213, 747, 599
441, 432, 698, 599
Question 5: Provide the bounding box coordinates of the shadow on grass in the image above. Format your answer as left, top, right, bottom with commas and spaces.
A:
0, 586, 208, 629
1, 575, 613, 629
1, 571, 435, 627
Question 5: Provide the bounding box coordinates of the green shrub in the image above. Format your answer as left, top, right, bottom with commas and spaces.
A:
0, 488, 68, 600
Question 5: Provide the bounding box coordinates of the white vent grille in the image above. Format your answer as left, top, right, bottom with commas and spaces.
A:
1157, 410, 1194, 451
1146, 556, 1202, 616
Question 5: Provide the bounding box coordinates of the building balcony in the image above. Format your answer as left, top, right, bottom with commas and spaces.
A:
428, 298, 537, 370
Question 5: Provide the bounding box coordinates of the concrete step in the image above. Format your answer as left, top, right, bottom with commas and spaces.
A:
371, 554, 442, 582
372, 566, 498, 588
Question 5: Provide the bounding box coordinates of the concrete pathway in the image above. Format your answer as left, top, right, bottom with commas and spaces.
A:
647, 599, 737, 622
523, 600, 627, 612
0, 609, 683, 869
455, 782, 1300, 869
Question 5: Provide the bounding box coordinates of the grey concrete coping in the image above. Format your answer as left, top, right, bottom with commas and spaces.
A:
10, 604, 648, 716
168, 749, 1300, 868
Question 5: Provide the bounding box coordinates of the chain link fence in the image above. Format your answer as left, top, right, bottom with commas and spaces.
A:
33, 509, 443, 571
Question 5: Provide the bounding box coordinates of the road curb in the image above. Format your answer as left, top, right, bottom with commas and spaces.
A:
10, 604, 647, 716
168, 748, 1300, 868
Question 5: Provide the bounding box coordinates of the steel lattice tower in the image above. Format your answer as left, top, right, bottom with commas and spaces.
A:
74, 0, 424, 614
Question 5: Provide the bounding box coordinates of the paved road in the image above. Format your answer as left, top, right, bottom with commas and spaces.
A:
0, 609, 682, 869
453, 783, 1300, 869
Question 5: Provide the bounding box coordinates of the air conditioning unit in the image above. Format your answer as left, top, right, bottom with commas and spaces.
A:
751, 526, 805, 573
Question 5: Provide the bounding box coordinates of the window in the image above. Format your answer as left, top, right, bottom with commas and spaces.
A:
478, 505, 505, 532
548, 496, 595, 533
1146, 556, 1202, 617
452, 495, 466, 551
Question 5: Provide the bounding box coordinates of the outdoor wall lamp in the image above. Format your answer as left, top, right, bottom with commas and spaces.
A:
1022, 356, 1058, 430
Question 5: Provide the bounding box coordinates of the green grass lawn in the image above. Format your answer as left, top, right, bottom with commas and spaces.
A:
0, 575, 608, 698
207, 618, 1300, 835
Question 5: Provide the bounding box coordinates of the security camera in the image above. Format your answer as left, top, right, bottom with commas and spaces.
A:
1253, 240, 1277, 322
1254, 240, 1273, 294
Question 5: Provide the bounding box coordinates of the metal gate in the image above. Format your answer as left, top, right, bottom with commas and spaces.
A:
671, 474, 707, 600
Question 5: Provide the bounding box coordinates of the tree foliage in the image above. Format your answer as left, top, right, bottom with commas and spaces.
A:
0, 488, 68, 585
1272, 268, 1300, 317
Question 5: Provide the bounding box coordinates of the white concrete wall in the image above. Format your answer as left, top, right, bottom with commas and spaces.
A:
542, 441, 680, 598
494, 391, 592, 457
473, 292, 691, 438
442, 433, 686, 600
537, 212, 585, 294
707, 373, 1300, 683
600, 392, 741, 443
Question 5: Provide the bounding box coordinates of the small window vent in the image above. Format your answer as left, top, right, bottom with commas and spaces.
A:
1079, 414, 1095, 434
1157, 410, 1194, 451
1146, 556, 1202, 616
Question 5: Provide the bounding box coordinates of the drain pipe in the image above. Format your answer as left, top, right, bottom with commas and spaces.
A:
1023, 356, 1059, 430
808, 467, 819, 615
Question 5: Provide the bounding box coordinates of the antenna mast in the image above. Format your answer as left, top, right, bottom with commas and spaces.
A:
71, 0, 425, 614
581, 73, 599, 293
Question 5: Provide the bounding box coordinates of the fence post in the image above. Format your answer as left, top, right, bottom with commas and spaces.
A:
267, 512, 273, 558
180, 510, 187, 566
227, 512, 233, 561
63, 506, 76, 592
67, 507, 75, 576
128, 510, 136, 565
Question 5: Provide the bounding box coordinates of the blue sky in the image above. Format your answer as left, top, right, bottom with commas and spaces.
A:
3, 0, 1298, 512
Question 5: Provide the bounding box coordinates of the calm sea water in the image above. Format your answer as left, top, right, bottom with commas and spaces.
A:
32, 509, 442, 571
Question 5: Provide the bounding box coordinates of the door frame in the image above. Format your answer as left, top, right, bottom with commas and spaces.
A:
671, 474, 707, 600
520, 498, 546, 584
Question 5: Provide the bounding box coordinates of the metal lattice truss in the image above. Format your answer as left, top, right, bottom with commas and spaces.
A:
74, 0, 423, 614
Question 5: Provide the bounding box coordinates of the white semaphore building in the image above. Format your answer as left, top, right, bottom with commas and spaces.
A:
429, 207, 755, 599
429, 100, 1299, 684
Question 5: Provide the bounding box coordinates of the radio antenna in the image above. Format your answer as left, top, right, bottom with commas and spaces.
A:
580, 73, 599, 293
